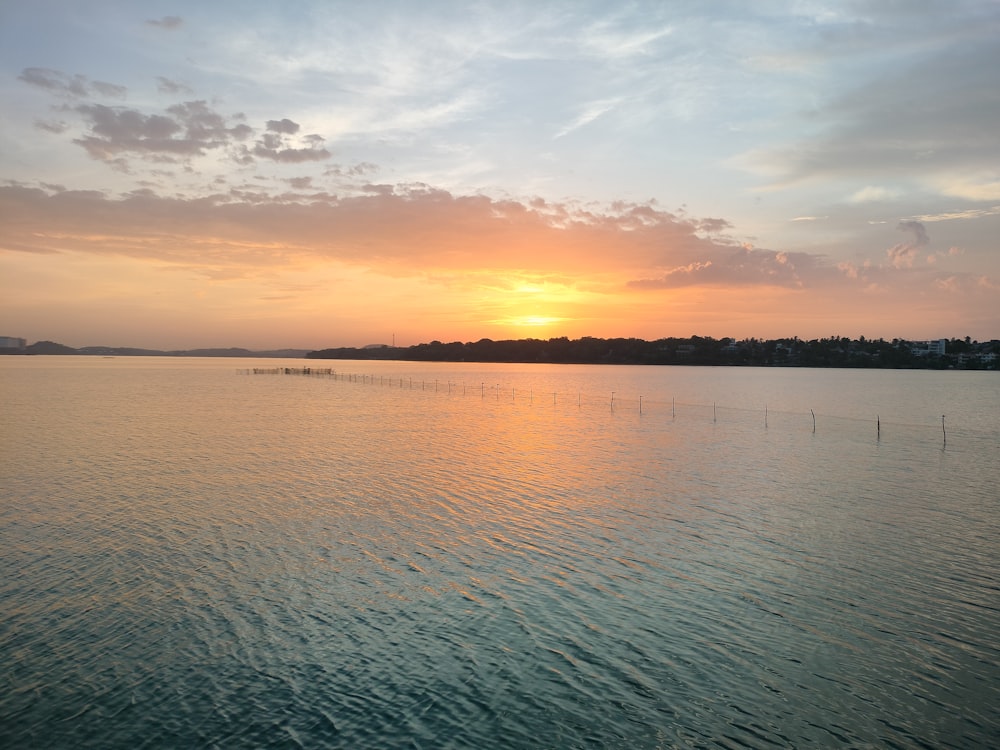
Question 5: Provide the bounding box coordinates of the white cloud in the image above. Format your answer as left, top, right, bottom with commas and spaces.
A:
933, 174, 1000, 202
914, 206, 1000, 222
580, 21, 674, 59
554, 98, 620, 139
848, 186, 898, 203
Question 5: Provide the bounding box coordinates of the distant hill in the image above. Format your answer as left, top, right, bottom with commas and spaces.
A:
21, 343, 310, 358
25, 340, 79, 355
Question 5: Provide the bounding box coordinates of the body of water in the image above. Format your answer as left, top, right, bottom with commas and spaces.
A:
2, 357, 998, 748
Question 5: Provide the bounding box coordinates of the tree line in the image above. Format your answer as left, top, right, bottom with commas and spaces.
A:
308, 335, 999, 369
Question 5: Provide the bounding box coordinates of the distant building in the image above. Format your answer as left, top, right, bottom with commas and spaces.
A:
911, 339, 946, 356
0, 336, 26, 351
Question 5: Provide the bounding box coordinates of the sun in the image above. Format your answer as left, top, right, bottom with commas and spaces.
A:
480, 273, 591, 335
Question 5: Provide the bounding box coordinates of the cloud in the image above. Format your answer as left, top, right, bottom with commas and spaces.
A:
628, 261, 713, 287
147, 16, 183, 30
325, 162, 379, 178
928, 245, 965, 265
74, 104, 184, 157
47, 89, 330, 167
580, 20, 674, 59
72, 101, 254, 161
0, 183, 707, 267
250, 142, 330, 163
626, 248, 831, 290
249, 122, 330, 163
19, 67, 126, 99
887, 220, 929, 268
554, 98, 620, 139
737, 31, 1000, 194
34, 119, 70, 134
695, 217, 731, 234
66, 100, 261, 165
267, 119, 300, 134
914, 206, 1000, 222
23, 72, 335, 170
167, 101, 253, 144
0, 183, 853, 297
848, 186, 898, 204
933, 174, 1000, 202
156, 77, 193, 95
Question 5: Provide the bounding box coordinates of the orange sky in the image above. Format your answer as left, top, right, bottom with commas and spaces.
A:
3, 184, 994, 348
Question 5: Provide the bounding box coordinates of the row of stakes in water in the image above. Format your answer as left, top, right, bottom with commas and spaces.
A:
242, 367, 948, 443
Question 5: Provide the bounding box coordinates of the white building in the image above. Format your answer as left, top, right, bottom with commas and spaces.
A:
0, 336, 26, 350
911, 339, 946, 356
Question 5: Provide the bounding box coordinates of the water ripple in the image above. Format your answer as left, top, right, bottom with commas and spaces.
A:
2, 360, 998, 748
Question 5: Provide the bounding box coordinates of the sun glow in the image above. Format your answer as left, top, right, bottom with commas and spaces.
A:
513, 283, 546, 294
509, 315, 564, 327
477, 273, 585, 331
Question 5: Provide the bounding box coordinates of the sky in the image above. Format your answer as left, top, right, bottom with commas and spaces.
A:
1, 1, 998, 349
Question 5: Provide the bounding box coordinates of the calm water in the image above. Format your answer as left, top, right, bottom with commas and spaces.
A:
2, 357, 998, 748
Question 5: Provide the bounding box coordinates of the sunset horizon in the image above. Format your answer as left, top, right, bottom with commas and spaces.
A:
4, 5, 998, 744
2, 2, 998, 350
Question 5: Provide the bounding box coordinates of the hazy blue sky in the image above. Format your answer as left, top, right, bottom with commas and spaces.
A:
2, 1, 998, 348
